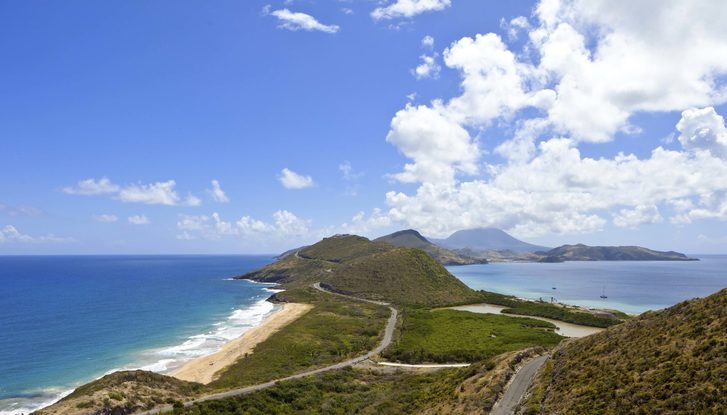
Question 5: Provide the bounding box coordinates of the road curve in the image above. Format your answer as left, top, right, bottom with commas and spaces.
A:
137, 283, 397, 415
490, 355, 548, 415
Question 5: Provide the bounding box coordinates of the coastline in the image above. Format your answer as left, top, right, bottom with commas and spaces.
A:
171, 302, 313, 384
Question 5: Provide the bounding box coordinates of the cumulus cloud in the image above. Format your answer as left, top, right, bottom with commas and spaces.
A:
93, 214, 118, 223
63, 177, 119, 195
376, 0, 727, 238
207, 180, 230, 203
613, 205, 663, 228
128, 215, 150, 225
267, 8, 340, 33
118, 180, 181, 205
64, 178, 201, 206
676, 107, 727, 158
421, 35, 435, 48
386, 104, 479, 184
372, 0, 451, 20
279, 168, 315, 189
412, 53, 441, 79
0, 225, 73, 243
177, 210, 310, 241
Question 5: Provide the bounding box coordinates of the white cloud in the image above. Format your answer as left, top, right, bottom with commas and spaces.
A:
421, 35, 434, 48
207, 180, 230, 203
0, 225, 73, 243
118, 180, 181, 205
371, 0, 451, 20
412, 53, 441, 80
339, 208, 392, 235
268, 8, 340, 33
128, 215, 150, 225
279, 168, 315, 189
676, 107, 727, 159
376, 0, 727, 238
93, 214, 118, 223
63, 177, 119, 195
177, 210, 310, 240
613, 205, 663, 228
386, 104, 479, 184
64, 178, 201, 206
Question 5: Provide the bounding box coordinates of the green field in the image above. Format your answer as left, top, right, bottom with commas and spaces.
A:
382, 308, 563, 363
209, 288, 390, 389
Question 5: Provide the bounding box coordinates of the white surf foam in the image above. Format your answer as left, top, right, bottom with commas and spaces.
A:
10, 290, 280, 415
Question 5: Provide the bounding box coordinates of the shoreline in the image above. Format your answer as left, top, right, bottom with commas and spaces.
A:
171, 302, 313, 384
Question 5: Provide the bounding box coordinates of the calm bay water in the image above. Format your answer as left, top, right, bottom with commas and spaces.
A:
0, 255, 273, 415
449, 255, 727, 314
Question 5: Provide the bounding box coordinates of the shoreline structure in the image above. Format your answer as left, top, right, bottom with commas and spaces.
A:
171, 302, 313, 384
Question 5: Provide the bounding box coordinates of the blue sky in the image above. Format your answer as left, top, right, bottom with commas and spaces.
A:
2, 0, 727, 254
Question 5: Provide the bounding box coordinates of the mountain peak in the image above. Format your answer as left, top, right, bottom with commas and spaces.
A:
432, 228, 550, 253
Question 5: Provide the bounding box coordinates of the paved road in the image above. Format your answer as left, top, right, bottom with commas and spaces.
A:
490, 355, 549, 415
138, 283, 397, 415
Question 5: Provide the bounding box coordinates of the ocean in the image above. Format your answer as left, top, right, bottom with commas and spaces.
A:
0, 255, 275, 415
448, 255, 727, 314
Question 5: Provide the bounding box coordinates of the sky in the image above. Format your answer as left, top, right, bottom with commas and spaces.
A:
1, 0, 727, 254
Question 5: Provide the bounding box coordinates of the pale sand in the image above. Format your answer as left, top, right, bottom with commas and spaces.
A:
172, 302, 313, 384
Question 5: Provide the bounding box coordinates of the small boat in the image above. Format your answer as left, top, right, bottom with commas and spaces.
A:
552, 286, 557, 290
600, 286, 608, 299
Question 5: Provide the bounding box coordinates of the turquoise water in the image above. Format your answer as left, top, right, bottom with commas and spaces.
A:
449, 255, 727, 314
0, 255, 273, 415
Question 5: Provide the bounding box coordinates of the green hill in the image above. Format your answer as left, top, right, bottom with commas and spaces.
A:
323, 248, 482, 306
524, 288, 727, 414
375, 229, 486, 265
241, 234, 483, 307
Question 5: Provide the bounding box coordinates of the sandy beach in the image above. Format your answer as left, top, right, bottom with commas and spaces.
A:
172, 302, 313, 384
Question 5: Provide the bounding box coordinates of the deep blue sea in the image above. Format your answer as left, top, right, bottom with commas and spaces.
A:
449, 255, 727, 314
0, 255, 274, 415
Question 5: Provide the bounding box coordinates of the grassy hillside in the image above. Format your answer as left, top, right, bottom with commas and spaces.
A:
242, 235, 484, 307
524, 288, 727, 414
324, 248, 482, 306
36, 371, 202, 415
298, 234, 391, 263
374, 229, 485, 265
382, 308, 562, 363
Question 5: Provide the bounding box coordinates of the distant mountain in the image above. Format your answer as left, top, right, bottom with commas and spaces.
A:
431, 228, 550, 253
540, 244, 696, 262
374, 229, 486, 265
525, 288, 727, 413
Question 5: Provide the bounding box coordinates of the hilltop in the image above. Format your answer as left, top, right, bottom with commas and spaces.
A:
523, 288, 727, 414
240, 234, 483, 307
374, 229, 486, 265
539, 244, 696, 262
431, 228, 550, 253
